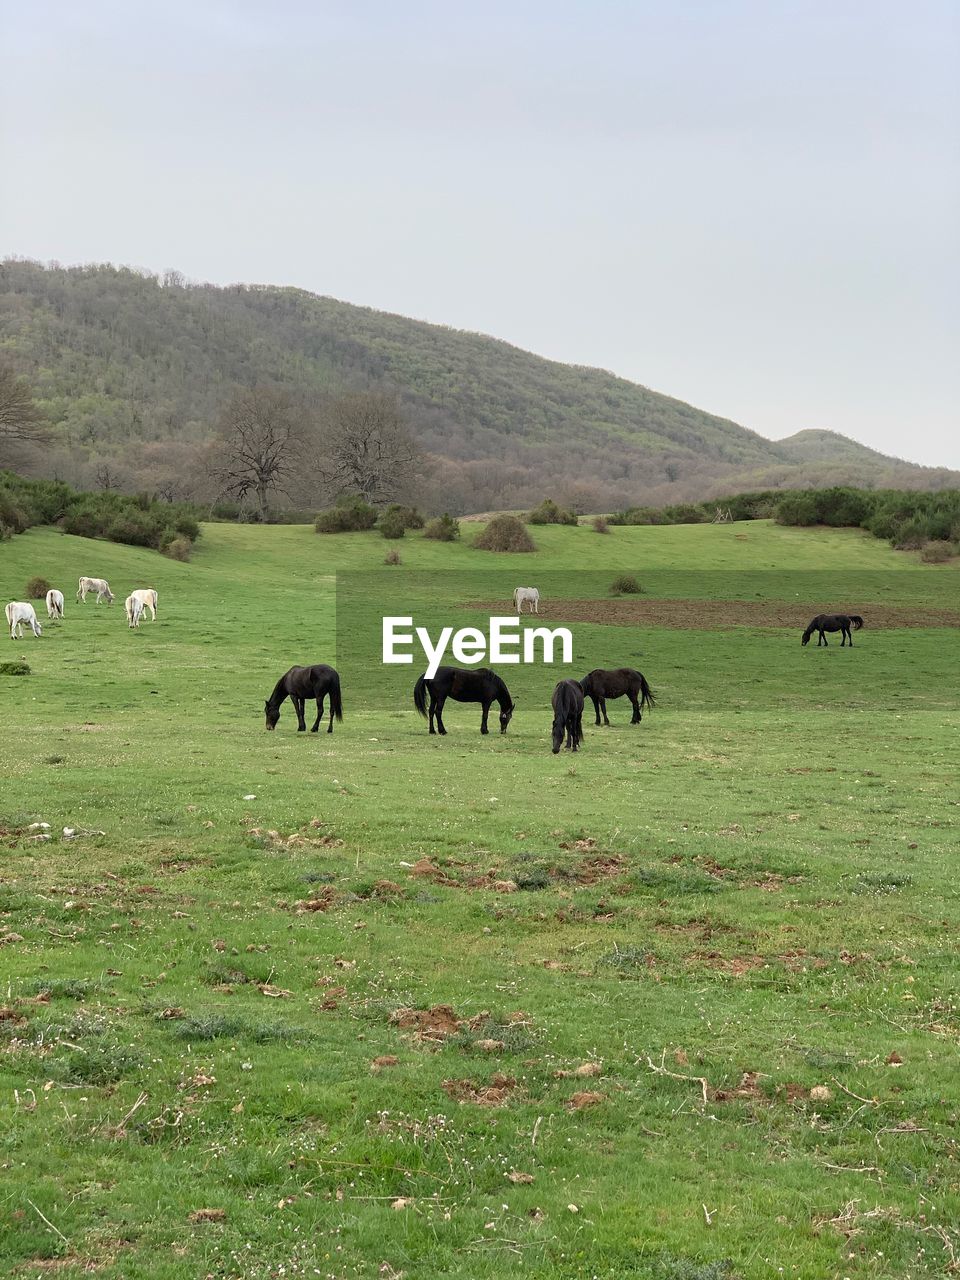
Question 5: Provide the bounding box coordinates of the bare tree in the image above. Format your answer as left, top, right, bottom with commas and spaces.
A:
208, 387, 307, 519
318, 393, 421, 504
0, 366, 48, 451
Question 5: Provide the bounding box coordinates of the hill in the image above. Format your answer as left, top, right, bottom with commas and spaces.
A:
2, 258, 956, 512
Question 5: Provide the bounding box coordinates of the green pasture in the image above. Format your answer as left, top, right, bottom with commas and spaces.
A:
0, 520, 958, 1280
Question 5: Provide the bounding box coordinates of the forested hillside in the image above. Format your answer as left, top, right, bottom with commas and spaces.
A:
1, 259, 955, 513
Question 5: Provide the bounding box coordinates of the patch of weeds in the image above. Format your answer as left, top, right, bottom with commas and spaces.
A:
48, 1035, 140, 1085
0, 661, 30, 676
25, 977, 105, 1001
848, 871, 913, 895
449, 1014, 537, 1055
44, 755, 65, 765
202, 956, 275, 987
301, 870, 337, 884
509, 864, 553, 891
628, 867, 725, 895
598, 944, 657, 975
796, 1044, 857, 1071
642, 1250, 736, 1279
168, 1012, 313, 1044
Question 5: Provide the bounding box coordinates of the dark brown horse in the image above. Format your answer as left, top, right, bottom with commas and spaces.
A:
414, 667, 515, 735
801, 614, 864, 647
579, 668, 655, 726
551, 679, 584, 754
264, 664, 343, 732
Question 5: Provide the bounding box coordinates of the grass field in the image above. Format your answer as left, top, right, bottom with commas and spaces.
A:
1, 519, 958, 1280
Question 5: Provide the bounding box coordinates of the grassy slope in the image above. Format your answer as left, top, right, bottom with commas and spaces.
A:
0, 521, 958, 1280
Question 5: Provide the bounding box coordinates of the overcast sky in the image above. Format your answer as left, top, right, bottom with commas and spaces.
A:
2, 0, 958, 466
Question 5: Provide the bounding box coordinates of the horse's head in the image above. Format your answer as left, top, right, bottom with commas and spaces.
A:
499, 701, 515, 734
551, 716, 564, 754
801, 630, 811, 646
264, 701, 279, 730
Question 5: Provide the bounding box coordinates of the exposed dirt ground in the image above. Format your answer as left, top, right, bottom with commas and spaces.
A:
470, 599, 960, 629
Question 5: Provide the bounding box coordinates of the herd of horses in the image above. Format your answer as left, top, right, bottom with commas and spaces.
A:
4, 577, 158, 639
4, 570, 864, 754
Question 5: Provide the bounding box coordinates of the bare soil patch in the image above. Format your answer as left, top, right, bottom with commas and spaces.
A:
470, 598, 960, 630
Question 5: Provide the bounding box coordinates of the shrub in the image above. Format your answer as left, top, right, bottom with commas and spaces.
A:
920, 540, 953, 563
25, 576, 51, 600
384, 548, 401, 565
314, 495, 378, 533
423, 513, 460, 542
174, 513, 201, 540
592, 515, 610, 534
379, 509, 407, 539
473, 514, 536, 553
384, 503, 424, 530
0, 661, 30, 676
164, 536, 192, 561
527, 498, 578, 526
610, 573, 642, 595
775, 493, 821, 526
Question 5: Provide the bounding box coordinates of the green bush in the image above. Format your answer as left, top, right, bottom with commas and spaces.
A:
314, 495, 378, 533
423, 513, 460, 542
379, 509, 406, 539
25, 576, 52, 600
473, 514, 536, 552
527, 497, 578, 526
0, 661, 31, 676
383, 503, 424, 530
610, 573, 642, 595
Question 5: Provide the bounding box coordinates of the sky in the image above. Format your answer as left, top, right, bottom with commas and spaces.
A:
2, 0, 958, 467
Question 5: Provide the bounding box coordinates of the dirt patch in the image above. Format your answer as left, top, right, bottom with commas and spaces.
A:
442, 1072, 517, 1106
390, 1003, 464, 1041
470, 598, 960, 630
712, 1071, 765, 1102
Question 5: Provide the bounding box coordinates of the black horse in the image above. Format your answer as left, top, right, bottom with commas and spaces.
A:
801, 614, 864, 647
579, 667, 656, 726
551, 679, 584, 754
264, 664, 343, 732
414, 666, 515, 735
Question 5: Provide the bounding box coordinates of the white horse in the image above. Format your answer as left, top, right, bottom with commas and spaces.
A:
512, 586, 541, 615
124, 595, 145, 629
77, 576, 114, 604
129, 587, 158, 622
6, 602, 43, 639
46, 588, 65, 620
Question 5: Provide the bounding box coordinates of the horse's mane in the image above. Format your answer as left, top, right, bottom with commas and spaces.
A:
266, 674, 289, 707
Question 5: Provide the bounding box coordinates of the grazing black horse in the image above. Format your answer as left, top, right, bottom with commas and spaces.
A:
551, 679, 584, 754
801, 614, 864, 647
414, 666, 515, 736
579, 667, 656, 726
264, 664, 343, 733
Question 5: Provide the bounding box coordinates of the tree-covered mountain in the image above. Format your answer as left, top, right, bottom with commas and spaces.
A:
1, 258, 955, 513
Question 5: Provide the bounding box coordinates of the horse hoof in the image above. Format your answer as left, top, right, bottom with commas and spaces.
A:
311, 727, 319, 733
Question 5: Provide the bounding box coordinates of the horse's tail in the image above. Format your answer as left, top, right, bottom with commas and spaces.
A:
850, 616, 864, 630
414, 674, 429, 718
329, 673, 344, 722
512, 587, 520, 610
638, 673, 656, 711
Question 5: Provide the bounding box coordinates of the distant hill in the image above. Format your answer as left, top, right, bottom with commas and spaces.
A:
1, 258, 956, 513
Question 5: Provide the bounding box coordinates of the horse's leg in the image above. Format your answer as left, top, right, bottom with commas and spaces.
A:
311, 697, 322, 732
480, 700, 490, 735
294, 696, 307, 731
601, 696, 610, 726
327, 697, 335, 734
589, 695, 601, 726
819, 630, 826, 646
436, 695, 447, 735
628, 692, 641, 724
